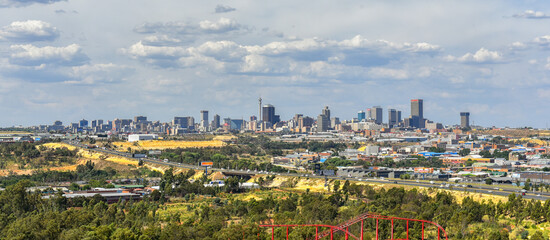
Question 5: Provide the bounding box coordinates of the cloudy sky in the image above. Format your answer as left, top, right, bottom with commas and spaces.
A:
1, 0, 550, 128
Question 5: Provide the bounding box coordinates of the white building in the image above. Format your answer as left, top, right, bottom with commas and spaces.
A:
128, 134, 158, 142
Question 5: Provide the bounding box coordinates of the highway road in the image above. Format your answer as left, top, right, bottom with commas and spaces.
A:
65, 141, 550, 201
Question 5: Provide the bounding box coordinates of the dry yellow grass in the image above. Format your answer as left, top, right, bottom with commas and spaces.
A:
0, 131, 32, 135
78, 150, 138, 166
41, 142, 77, 151
113, 140, 226, 152
213, 135, 236, 141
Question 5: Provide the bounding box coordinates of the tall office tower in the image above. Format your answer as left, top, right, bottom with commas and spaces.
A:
200, 110, 209, 129
54, 120, 63, 126
262, 104, 275, 123
134, 116, 147, 123
358, 111, 366, 122
372, 106, 383, 124
411, 99, 424, 128
79, 119, 88, 128
460, 112, 470, 128
250, 116, 257, 121
322, 106, 331, 121
317, 114, 329, 132
186, 117, 195, 129
172, 117, 188, 128
366, 108, 372, 120
322, 106, 331, 128
331, 117, 340, 127
293, 114, 303, 123
388, 109, 397, 127
212, 114, 220, 129
258, 97, 262, 122
397, 111, 402, 123
91, 120, 98, 128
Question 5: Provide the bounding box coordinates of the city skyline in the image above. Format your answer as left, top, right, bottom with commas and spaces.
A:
1, 1, 550, 127
13, 98, 476, 131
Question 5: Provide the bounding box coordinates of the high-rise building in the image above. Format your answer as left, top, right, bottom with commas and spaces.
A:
358, 111, 366, 122
54, 120, 63, 126
293, 114, 303, 123
134, 116, 147, 123
366, 108, 372, 120
230, 119, 245, 130
410, 99, 424, 128
371, 106, 383, 124
200, 110, 209, 129
322, 106, 331, 122
331, 117, 340, 127
212, 114, 220, 129
79, 119, 88, 128
173, 117, 193, 129
388, 109, 397, 127
460, 112, 470, 128
397, 111, 402, 123
317, 114, 329, 132
262, 104, 276, 123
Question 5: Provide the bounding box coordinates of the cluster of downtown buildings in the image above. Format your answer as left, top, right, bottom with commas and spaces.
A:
31, 99, 471, 136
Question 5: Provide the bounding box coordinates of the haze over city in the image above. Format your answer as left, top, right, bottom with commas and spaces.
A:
1, 0, 550, 127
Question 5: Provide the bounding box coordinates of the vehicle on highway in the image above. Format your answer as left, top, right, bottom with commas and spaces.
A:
163, 159, 168, 163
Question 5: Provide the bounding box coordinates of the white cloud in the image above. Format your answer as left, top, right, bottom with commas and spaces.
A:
513, 10, 550, 19
141, 35, 182, 46
195, 41, 248, 61
338, 35, 440, 54
9, 44, 89, 66
545, 57, 550, 70
199, 18, 241, 33
446, 48, 502, 63
122, 41, 187, 59
0, 20, 59, 42
368, 67, 409, 80
123, 35, 441, 79
68, 63, 134, 84
134, 18, 243, 35
215, 5, 236, 13
510, 41, 527, 50
534, 35, 550, 47
0, 0, 65, 8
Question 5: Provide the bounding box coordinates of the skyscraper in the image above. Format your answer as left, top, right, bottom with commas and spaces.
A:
79, 119, 88, 128
200, 110, 209, 129
322, 106, 330, 122
262, 104, 276, 123
388, 109, 397, 127
134, 116, 147, 123
410, 99, 424, 128
212, 114, 220, 129
460, 112, 470, 128
372, 106, 383, 124
317, 114, 329, 132
322, 106, 331, 128
357, 111, 366, 122
397, 111, 402, 123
